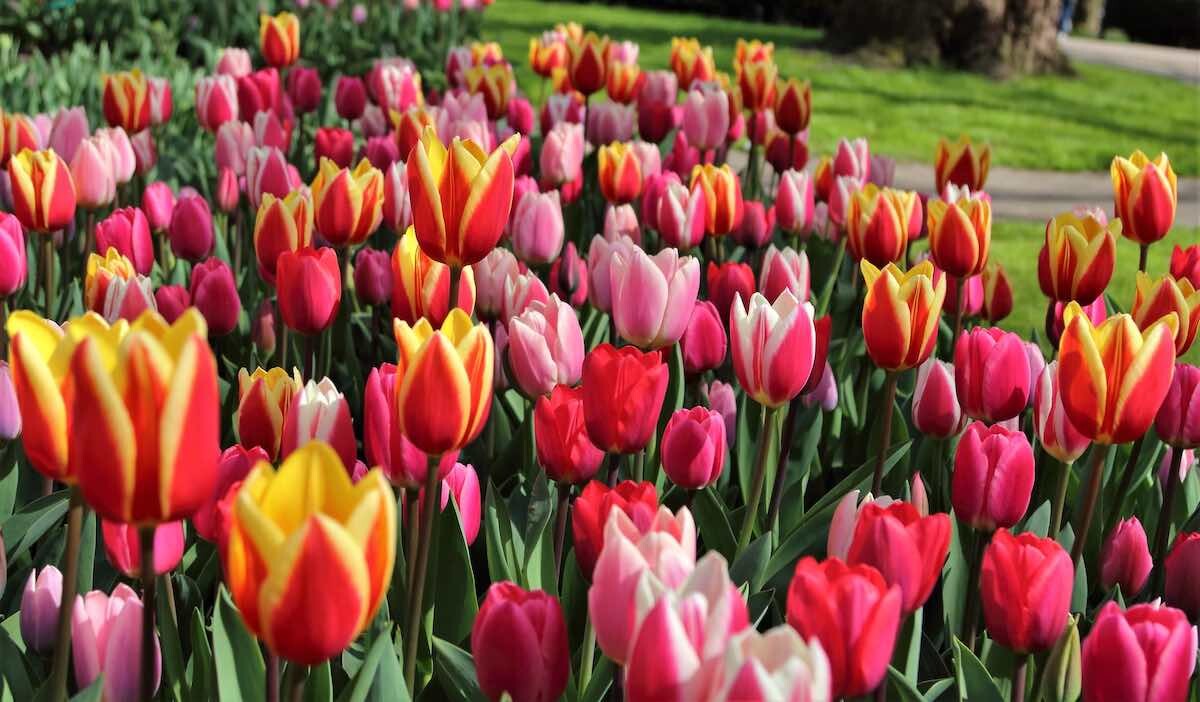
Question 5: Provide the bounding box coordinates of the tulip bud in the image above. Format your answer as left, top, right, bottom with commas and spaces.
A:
333, 76, 368, 121
190, 258, 241, 336
706, 261, 756, 327
259, 12, 300, 68
95, 127, 135, 185
95, 207, 153, 276
1172, 244, 1200, 289
1033, 361, 1090, 464
734, 199, 775, 249
280, 376, 356, 469
101, 520, 184, 578
861, 260, 946, 372
597, 142, 643, 205
286, 66, 322, 115
602, 203, 641, 244
1083, 601, 1196, 702
70, 137, 117, 210
539, 122, 584, 188
912, 358, 962, 439
582, 344, 669, 454
102, 276, 157, 323
253, 110, 290, 153
661, 407, 726, 489
1038, 210, 1116, 305
1112, 151, 1176, 246
1157, 364, 1200, 449
1132, 273, 1200, 356
250, 300, 277, 357
954, 328, 1031, 423
20, 567, 62, 654
352, 247, 393, 307
47, 106, 89, 163
471, 582, 569, 702
731, 291, 816, 409
246, 146, 299, 210
314, 127, 355, 169
141, 182, 176, 233
510, 190, 564, 265
215, 167, 240, 214
664, 129, 700, 178
928, 186, 991, 278
153, 285, 190, 324
72, 584, 162, 701
981, 529, 1074, 653
774, 78, 811, 135
610, 246, 699, 350
507, 295, 585, 398
277, 247, 341, 335
0, 213, 27, 298
535, 385, 604, 485
980, 261, 1013, 323
759, 244, 810, 304
681, 83, 729, 153
549, 242, 588, 307
680, 300, 726, 375
168, 195, 214, 262
1165, 532, 1200, 621
1100, 517, 1152, 596
656, 179, 706, 251
953, 421, 1035, 531
935, 135, 990, 192
1040, 616, 1082, 702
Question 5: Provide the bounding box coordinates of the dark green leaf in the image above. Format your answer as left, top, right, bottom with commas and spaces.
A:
581, 657, 614, 702
691, 487, 736, 562
302, 662, 332, 702
67, 678, 103, 702
953, 637, 1004, 702
730, 535, 771, 591
341, 631, 408, 702
431, 638, 487, 702
157, 576, 188, 702
0, 620, 33, 701
483, 480, 516, 585
428, 498, 478, 644
1, 490, 68, 561
887, 666, 924, 702
212, 586, 265, 702
187, 607, 214, 702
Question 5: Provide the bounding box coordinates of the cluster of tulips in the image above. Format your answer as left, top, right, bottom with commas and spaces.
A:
0, 5, 1198, 702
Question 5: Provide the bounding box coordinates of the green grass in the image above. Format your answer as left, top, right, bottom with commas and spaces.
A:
486, 0, 1200, 174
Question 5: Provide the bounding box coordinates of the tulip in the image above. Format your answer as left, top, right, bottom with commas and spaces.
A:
310, 157, 384, 247
776, 169, 814, 237
464, 63, 513, 120
609, 246, 699, 349
224, 442, 395, 664
285, 66, 321, 115
92, 208, 151, 277
381, 160, 412, 234
1058, 303, 1178, 444
731, 291, 816, 409
362, 363, 460, 488
391, 226, 476, 325
333, 76, 368, 122
215, 47, 250, 77
953, 328, 1031, 423
392, 308, 493, 455
371, 60, 423, 113
9, 148, 76, 233
471, 247, 519, 321
787, 557, 900, 699
70, 137, 117, 210
2, 112, 40, 169
362, 136, 400, 172
661, 407, 726, 489
259, 12, 300, 68
707, 261, 755, 327
927, 186, 991, 278
860, 260, 945, 372
529, 32, 569, 78
277, 247, 341, 335
977, 261, 1013, 323
95, 127, 135, 185
279, 376, 356, 469
935, 135, 990, 193
602, 203, 641, 244
510, 191, 564, 265
582, 344, 668, 454
567, 32, 609, 96
691, 163, 742, 236
353, 247, 392, 307
911, 358, 962, 439
1132, 272, 1200, 355
101, 520, 184, 578
20, 566, 62, 654
1037, 210, 1117, 305
1155, 364, 1200, 455
215, 167, 240, 214
100, 70, 151, 134
1171, 244, 1200, 289
151, 287, 188, 327
981, 529, 1074, 653
952, 421, 1035, 531
845, 184, 913, 267
165, 194, 213, 262
597, 141, 642, 205
1033, 361, 1091, 464
719, 624, 831, 702
0, 360, 19, 439
141, 182, 175, 233
313, 127, 354, 169
195, 75, 239, 131
1082, 601, 1196, 702
549, 242, 588, 307
680, 300, 727, 375
585, 234, 637, 313
471, 582, 569, 702
101, 275, 156, 324
246, 146, 298, 210
391, 106, 435, 161
196, 446, 268, 545
408, 126, 520, 267
774, 78, 811, 135
254, 190, 314, 284
0, 213, 26, 299
1099, 517, 1152, 596
624, 554, 751, 700
236, 367, 301, 461
534, 385, 605, 485
664, 130, 700, 178
572, 480, 657, 579
72, 584, 161, 702
1163, 532, 1200, 621
846, 500, 950, 616
759, 244, 810, 304
703, 381, 737, 445
734, 199, 775, 249
507, 296, 584, 398
131, 129, 157, 174
653, 178, 704, 251
48, 106, 89, 163
83, 249, 136, 315
1112, 151, 1177, 246
826, 492, 897, 561
681, 83, 729, 153
190, 259, 241, 337
669, 37, 715, 89
539, 122, 584, 188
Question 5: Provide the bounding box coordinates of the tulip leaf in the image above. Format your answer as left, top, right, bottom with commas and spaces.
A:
341, 630, 408, 702
886, 666, 924, 702
520, 473, 554, 576
745, 589, 776, 629
0, 620, 32, 702
1018, 500, 1052, 538
483, 480, 517, 585
0, 490, 68, 562
922, 679, 955, 701
691, 486, 736, 562
430, 637, 487, 702
212, 586, 265, 702
953, 637, 1004, 702
0, 451, 18, 519
302, 662, 332, 702
157, 576, 189, 702
428, 498, 478, 644
730, 534, 771, 591
66, 678, 103, 702
188, 607, 215, 702
75, 509, 95, 595
581, 657, 615, 702
895, 606, 923, 680
943, 519, 968, 640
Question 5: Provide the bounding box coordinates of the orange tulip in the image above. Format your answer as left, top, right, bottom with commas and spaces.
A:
84, 249, 138, 314
773, 78, 811, 136
101, 70, 151, 134
1036, 210, 1117, 305
568, 32, 610, 96
259, 12, 300, 68
927, 188, 992, 278
1, 110, 40, 168
70, 309, 219, 524
391, 226, 477, 326
223, 441, 395, 664
465, 63, 514, 121
1111, 151, 1177, 246
861, 260, 946, 372
606, 61, 644, 105
847, 185, 916, 267
8, 149, 76, 234
737, 59, 778, 113
690, 164, 743, 237
529, 34, 569, 78
407, 126, 520, 268
934, 135, 990, 193
236, 367, 302, 461
598, 142, 643, 205
254, 190, 314, 284
6, 311, 128, 482
392, 308, 493, 455
669, 37, 715, 89
310, 158, 384, 247
1131, 273, 1200, 355
1058, 302, 1177, 445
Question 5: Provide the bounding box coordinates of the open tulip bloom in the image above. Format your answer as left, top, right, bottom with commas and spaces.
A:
3, 11, 1200, 702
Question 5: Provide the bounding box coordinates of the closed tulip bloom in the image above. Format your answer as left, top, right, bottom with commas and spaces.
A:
393, 308, 493, 455
95, 127, 135, 185
313, 127, 354, 169
669, 37, 715, 89
472, 582, 569, 702
101, 275, 156, 324
224, 442, 395, 664
471, 247, 519, 321
508, 295, 585, 398
310, 157, 384, 246
732, 291, 816, 408
72, 584, 161, 702
141, 181, 176, 233
254, 190, 314, 284
48, 106, 89, 163
101, 519, 184, 578
610, 246, 700, 349
953, 422, 1035, 531
280, 376, 357, 469
567, 32, 610, 96
362, 362, 461, 488
215, 121, 254, 177
193, 445, 267, 544
602, 203, 641, 244
70, 137, 117, 209
352, 247, 392, 306
691, 163, 743, 236
912, 358, 962, 439
252, 110, 290, 152
510, 190, 564, 265
236, 367, 301, 461
980, 529, 1074, 653
980, 261, 1013, 323
84, 249, 137, 314
846, 501, 951, 614
734, 199, 775, 249
100, 70, 151, 134
286, 66, 321, 115
71, 309, 218, 523
1082, 601, 1197, 702
215, 47, 251, 77
1058, 303, 1177, 444
333, 76, 368, 121
656, 179, 707, 251
21, 566, 62, 654
661, 406, 726, 489
535, 385, 604, 484
0, 213, 26, 298
382, 160, 412, 234
1037, 210, 1116, 305
246, 146, 298, 210
464, 63, 514, 120
1157, 363, 1200, 448
408, 126, 520, 267
681, 83, 729, 153
1132, 272, 1200, 355
719, 625, 831, 702
391, 106, 435, 160
168, 195, 214, 261
597, 141, 643, 205
259, 12, 300, 68
540, 122, 584, 187
190, 258, 241, 336
582, 344, 668, 453
771, 76, 811, 134
707, 261, 756, 328
195, 75, 239, 132
391, 227, 476, 325
1112, 151, 1177, 245
846, 184, 912, 267
0, 360, 20, 440
680, 300, 727, 375
1034, 361, 1091, 464
94, 207, 152, 275
1171, 244, 1200, 288
1100, 517, 1152, 595
2, 112, 41, 168
776, 168, 814, 237
572, 480, 658, 579
860, 260, 945, 372
277, 247, 342, 335
935, 135, 990, 193
586, 234, 637, 313
954, 328, 1031, 422
529, 31, 569, 78
371, 59, 424, 113
133, 130, 157, 172
154, 285, 189, 324
927, 186, 991, 278
605, 60, 643, 105
549, 242, 588, 307
362, 136, 400, 172
786, 557, 900, 699
9, 148, 76, 233
760, 244, 810, 304
233, 68, 279, 116
1164, 532, 1200, 620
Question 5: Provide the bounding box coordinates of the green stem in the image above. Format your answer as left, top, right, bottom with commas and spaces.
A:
139, 526, 157, 702
48, 488, 84, 701
41, 237, 56, 320
737, 405, 779, 552
766, 400, 802, 533
872, 372, 899, 495
266, 653, 280, 702
578, 619, 596, 695
951, 275, 965, 354
1071, 446, 1111, 567
1138, 243, 1149, 273
962, 529, 988, 652
1049, 459, 1071, 538
404, 456, 441, 697
1107, 434, 1146, 533
815, 238, 847, 317
1152, 446, 1185, 591
405, 487, 420, 606
282, 662, 308, 702
553, 483, 571, 585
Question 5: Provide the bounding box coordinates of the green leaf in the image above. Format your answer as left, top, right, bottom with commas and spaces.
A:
187, 607, 214, 702
691, 487, 736, 562
67, 678, 103, 702
483, 480, 515, 585
303, 662, 333, 702
428, 498, 478, 644
431, 638, 487, 702
157, 577, 189, 702
0, 621, 32, 702
212, 586, 265, 702
341, 631, 408, 702
953, 637, 1004, 702
581, 657, 615, 702
923, 678, 956, 701
896, 606, 923, 680
887, 666, 924, 702
943, 519, 968, 640
1019, 500, 1052, 538
76, 509, 95, 594
729, 534, 771, 591
0, 490, 68, 561
522, 473, 553, 570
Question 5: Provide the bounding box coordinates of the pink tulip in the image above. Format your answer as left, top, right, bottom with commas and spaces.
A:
334, 76, 368, 121
48, 106, 89, 163
833, 137, 870, 183
641, 171, 677, 231
168, 195, 214, 261
801, 364, 838, 411
501, 271, 550, 325
538, 92, 585, 136
132, 131, 157, 177
95, 207, 153, 275
215, 167, 240, 214
759, 244, 810, 304
20, 567, 62, 654
236, 68, 282, 121
362, 135, 400, 171
381, 160, 411, 233
549, 242, 588, 307
1101, 517, 1152, 596
586, 103, 635, 146
661, 407, 726, 489
681, 83, 729, 153
954, 327, 1031, 423
734, 200, 775, 249
511, 191, 564, 265
610, 246, 700, 349
704, 380, 737, 445
680, 300, 727, 375
507, 295, 585, 398
153, 285, 190, 324
190, 258, 241, 336
827, 490, 895, 560
507, 96, 534, 136
95, 127, 135, 185
1157, 364, 1200, 449
731, 291, 816, 408
245, 146, 298, 209
215, 48, 252, 78
280, 377, 357, 470
656, 179, 707, 251
193, 445, 267, 543
540, 122, 584, 187
602, 204, 641, 245
100, 520, 184, 578
630, 140, 662, 181
1165, 532, 1200, 620
0, 360, 20, 440
953, 421, 1035, 531
637, 72, 679, 143
362, 363, 460, 489
359, 105, 389, 139
664, 129, 700, 178
147, 76, 172, 126
1023, 341, 1046, 407
370, 61, 422, 113
911, 358, 962, 439
416, 462, 482, 545
1034, 361, 1090, 464
353, 247, 393, 306
253, 109, 290, 152
72, 584, 161, 702
777, 169, 813, 237
0, 214, 26, 299
71, 137, 117, 209
868, 154, 896, 187
586, 234, 638, 312
196, 75, 239, 131
472, 247, 520, 321
1082, 601, 1197, 702
286, 66, 322, 115
140, 182, 176, 233
101, 276, 156, 323
718, 625, 831, 701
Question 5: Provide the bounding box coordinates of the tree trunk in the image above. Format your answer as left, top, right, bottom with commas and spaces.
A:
1074, 0, 1106, 36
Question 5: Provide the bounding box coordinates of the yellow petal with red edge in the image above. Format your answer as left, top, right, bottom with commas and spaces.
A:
397, 332, 471, 454
1109, 315, 1177, 443
409, 130, 449, 257
9, 332, 69, 480
456, 137, 516, 263
254, 441, 361, 536
393, 315, 435, 373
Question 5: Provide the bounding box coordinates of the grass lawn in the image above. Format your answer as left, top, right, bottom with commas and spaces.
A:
486, 0, 1200, 175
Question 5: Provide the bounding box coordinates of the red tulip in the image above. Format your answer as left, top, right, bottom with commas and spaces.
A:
571, 480, 657, 580
1165, 532, 1200, 621
101, 520, 184, 578
286, 66, 322, 115
168, 195, 214, 262
679, 300, 726, 375
189, 258, 241, 337
912, 358, 962, 439
846, 501, 951, 614
1082, 601, 1197, 702
1171, 244, 1200, 289
314, 127, 355, 169
660, 407, 726, 489
954, 327, 1031, 423
534, 385, 604, 485
581, 344, 668, 454
334, 76, 368, 121
706, 261, 755, 327
1101, 517, 1152, 596
471, 582, 569, 702
276, 247, 341, 335
980, 529, 1074, 653
952, 421, 1034, 531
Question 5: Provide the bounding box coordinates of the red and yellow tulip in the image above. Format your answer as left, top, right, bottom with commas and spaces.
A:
391, 226, 477, 327
669, 37, 715, 89
737, 59, 777, 113
84, 249, 138, 314
1, 111, 40, 168
598, 142, 643, 205
734, 38, 774, 69
465, 63, 514, 120
847, 184, 916, 267
8, 148, 76, 234
1131, 273, 1200, 356
254, 190, 314, 284
259, 12, 301, 68
605, 61, 643, 105
70, 309, 219, 524
392, 308, 493, 455
311, 158, 384, 248
407, 125, 520, 268
927, 189, 992, 278
568, 32, 610, 96
773, 78, 811, 136
1058, 302, 1177, 444
690, 164, 742, 236
1036, 210, 1116, 305
934, 135, 990, 193
529, 35, 569, 78
236, 367, 302, 461
223, 441, 396, 664
1111, 151, 1177, 246
861, 260, 946, 372
391, 106, 435, 161
101, 70, 151, 134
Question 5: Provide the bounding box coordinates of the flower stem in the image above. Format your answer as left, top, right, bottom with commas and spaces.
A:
766, 400, 802, 533
872, 372, 899, 495
404, 456, 441, 697
1152, 446, 1185, 591
1049, 459, 1071, 538
405, 487, 420, 606
962, 529, 987, 652
553, 483, 571, 585
1070, 445, 1111, 567
266, 653, 280, 702
1138, 243, 1149, 273
737, 405, 779, 553
139, 525, 157, 702
41, 237, 56, 321
951, 276, 965, 353
1011, 656, 1028, 702
282, 662, 309, 702
1106, 434, 1146, 534
48, 488, 84, 701
578, 618, 596, 695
